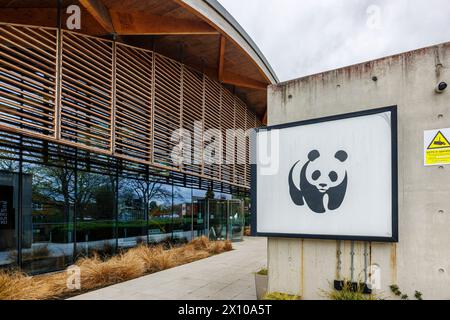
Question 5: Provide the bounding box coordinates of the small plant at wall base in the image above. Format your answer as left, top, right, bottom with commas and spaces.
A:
256, 268, 268, 276
389, 285, 423, 300
322, 281, 381, 300
263, 292, 301, 300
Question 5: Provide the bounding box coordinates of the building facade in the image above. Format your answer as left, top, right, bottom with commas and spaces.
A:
267, 42, 450, 299
0, 0, 276, 274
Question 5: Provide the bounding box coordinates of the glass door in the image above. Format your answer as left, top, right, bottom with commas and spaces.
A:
206, 199, 244, 242
228, 200, 245, 242
0, 171, 19, 269
192, 198, 207, 239
207, 200, 227, 241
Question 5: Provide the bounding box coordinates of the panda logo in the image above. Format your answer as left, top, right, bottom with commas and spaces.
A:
288, 150, 348, 214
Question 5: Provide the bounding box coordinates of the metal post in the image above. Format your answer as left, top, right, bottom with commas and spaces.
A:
364, 242, 369, 283
350, 241, 355, 282
336, 240, 342, 280
54, 0, 63, 140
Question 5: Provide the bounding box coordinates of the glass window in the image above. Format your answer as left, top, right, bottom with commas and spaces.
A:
0, 162, 20, 269
243, 197, 251, 236
148, 181, 173, 244
228, 200, 245, 242
192, 189, 207, 239
76, 170, 116, 257
22, 161, 75, 274
117, 176, 148, 249
173, 186, 193, 243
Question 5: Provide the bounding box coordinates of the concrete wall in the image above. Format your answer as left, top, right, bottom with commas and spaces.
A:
267, 42, 450, 300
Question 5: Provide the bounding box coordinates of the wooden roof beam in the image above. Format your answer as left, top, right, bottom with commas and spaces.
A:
79, 0, 115, 34
218, 35, 226, 81
110, 11, 219, 35
222, 71, 267, 91
262, 112, 268, 125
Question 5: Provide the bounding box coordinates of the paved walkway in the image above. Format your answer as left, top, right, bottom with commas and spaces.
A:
70, 237, 267, 300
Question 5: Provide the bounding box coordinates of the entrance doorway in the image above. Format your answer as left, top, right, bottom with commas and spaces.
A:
203, 199, 244, 242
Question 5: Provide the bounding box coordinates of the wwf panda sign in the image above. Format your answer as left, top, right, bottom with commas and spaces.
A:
252, 106, 398, 242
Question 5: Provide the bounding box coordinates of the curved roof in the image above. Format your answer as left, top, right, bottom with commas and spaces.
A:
192, 0, 278, 84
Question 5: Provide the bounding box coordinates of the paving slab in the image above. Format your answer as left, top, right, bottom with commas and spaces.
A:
70, 237, 267, 300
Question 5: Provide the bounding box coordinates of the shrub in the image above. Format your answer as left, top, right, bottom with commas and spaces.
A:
322, 281, 380, 300
0, 236, 233, 300
263, 292, 301, 300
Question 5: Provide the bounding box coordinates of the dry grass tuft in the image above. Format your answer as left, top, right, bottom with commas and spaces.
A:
76, 251, 146, 291
207, 240, 233, 254
190, 236, 210, 250
0, 237, 232, 300
135, 245, 177, 273
0, 269, 60, 300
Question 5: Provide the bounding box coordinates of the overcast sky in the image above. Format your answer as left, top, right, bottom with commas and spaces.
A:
218, 0, 450, 82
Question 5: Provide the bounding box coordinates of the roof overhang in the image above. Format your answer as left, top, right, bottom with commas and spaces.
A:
177, 0, 278, 85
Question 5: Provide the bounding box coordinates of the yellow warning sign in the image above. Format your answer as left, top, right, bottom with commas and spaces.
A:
427, 131, 450, 149
425, 129, 450, 166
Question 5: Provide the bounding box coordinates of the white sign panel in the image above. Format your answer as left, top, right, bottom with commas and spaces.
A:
252, 107, 398, 242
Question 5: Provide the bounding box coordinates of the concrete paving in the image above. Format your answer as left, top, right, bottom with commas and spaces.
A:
70, 237, 267, 300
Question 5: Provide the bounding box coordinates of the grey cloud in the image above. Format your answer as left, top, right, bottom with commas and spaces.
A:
218, 0, 450, 81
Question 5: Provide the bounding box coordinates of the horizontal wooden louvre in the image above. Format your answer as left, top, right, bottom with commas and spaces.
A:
221, 88, 235, 183
0, 24, 57, 137
181, 67, 203, 175
203, 76, 221, 180
154, 54, 182, 169
60, 30, 113, 151
0, 23, 263, 189
255, 117, 263, 128
245, 108, 257, 187
234, 98, 247, 186
115, 43, 152, 162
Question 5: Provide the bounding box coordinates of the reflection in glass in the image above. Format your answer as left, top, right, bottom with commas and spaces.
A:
22, 161, 75, 273
76, 171, 116, 257
0, 140, 248, 274
228, 200, 245, 242
0, 161, 20, 269
148, 181, 173, 244
118, 177, 148, 249
208, 200, 228, 241
192, 189, 207, 238
173, 186, 193, 242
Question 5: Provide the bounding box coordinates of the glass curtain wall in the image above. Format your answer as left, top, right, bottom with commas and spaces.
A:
192, 189, 207, 238
21, 159, 75, 274
0, 163, 20, 269
148, 180, 173, 244
173, 187, 193, 243
117, 174, 149, 249
75, 169, 117, 258
0, 138, 247, 274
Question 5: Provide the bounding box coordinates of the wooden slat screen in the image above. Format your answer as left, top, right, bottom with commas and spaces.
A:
0, 24, 57, 137
153, 54, 182, 169
245, 107, 256, 187
0, 24, 263, 188
60, 30, 113, 151
181, 66, 203, 175
203, 76, 221, 180
221, 88, 235, 183
234, 97, 247, 186
115, 43, 152, 162
255, 117, 263, 128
